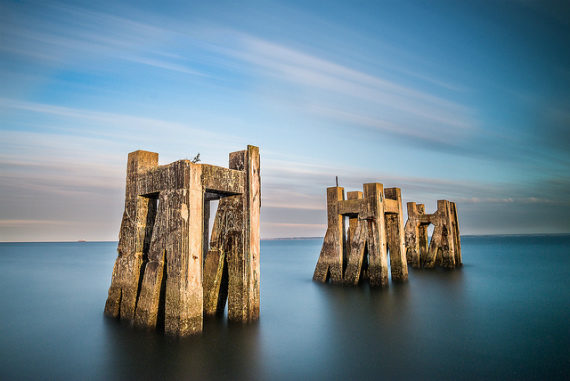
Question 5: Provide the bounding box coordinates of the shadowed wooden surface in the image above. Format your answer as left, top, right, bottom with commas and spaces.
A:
105, 146, 260, 336
404, 199, 462, 269
313, 182, 408, 287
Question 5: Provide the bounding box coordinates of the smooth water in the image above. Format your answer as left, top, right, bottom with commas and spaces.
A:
0, 236, 569, 380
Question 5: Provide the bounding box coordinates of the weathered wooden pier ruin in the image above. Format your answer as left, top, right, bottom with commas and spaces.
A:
404, 200, 462, 269
104, 145, 260, 337
313, 183, 408, 287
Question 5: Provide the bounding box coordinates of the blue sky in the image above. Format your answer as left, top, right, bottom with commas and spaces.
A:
1, 0, 569, 241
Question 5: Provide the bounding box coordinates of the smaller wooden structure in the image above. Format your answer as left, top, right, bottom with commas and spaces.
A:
313, 183, 408, 287
404, 200, 462, 269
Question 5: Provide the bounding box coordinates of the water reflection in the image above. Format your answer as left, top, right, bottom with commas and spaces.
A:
0, 237, 568, 380
102, 317, 263, 380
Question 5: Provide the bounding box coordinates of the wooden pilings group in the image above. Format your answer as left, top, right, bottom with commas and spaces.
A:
404, 200, 462, 269
104, 143, 463, 336
312, 183, 462, 287
313, 184, 408, 287
104, 145, 260, 337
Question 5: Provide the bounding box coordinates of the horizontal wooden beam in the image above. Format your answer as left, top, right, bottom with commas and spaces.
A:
200, 164, 245, 195
383, 199, 399, 214
337, 198, 363, 216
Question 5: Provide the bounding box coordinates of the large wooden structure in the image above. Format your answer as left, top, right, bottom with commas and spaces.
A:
104, 145, 260, 336
404, 200, 462, 269
313, 183, 408, 287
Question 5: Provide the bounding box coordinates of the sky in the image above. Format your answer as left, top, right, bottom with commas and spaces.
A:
1, 0, 569, 241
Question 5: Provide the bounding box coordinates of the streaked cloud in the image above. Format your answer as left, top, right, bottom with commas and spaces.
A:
0, 0, 568, 240
0, 219, 72, 227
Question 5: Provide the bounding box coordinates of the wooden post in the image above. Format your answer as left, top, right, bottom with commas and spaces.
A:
417, 204, 428, 266
384, 187, 408, 282
439, 200, 456, 269
164, 163, 204, 336
404, 202, 421, 269
105, 150, 158, 321
423, 200, 456, 269
244, 146, 261, 321
363, 183, 389, 287
343, 219, 368, 285
450, 202, 462, 266
313, 187, 344, 283
202, 196, 232, 317
345, 191, 362, 272
134, 192, 167, 330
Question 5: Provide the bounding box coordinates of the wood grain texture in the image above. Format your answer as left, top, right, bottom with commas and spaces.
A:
384, 188, 408, 282
313, 182, 409, 287
105, 150, 158, 320
404, 199, 462, 269
313, 187, 344, 284
105, 145, 261, 336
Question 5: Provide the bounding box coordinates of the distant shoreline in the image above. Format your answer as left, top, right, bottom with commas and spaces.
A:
1, 233, 570, 243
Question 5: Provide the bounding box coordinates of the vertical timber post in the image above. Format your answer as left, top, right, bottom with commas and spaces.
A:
384, 188, 408, 282
134, 192, 167, 330
450, 202, 462, 266
202, 196, 230, 318
164, 162, 204, 336
363, 183, 389, 287
417, 204, 428, 266
345, 191, 362, 271
203, 200, 210, 263
105, 150, 158, 321
439, 200, 456, 269
313, 187, 344, 283
227, 150, 246, 322
245, 145, 261, 321
404, 202, 421, 269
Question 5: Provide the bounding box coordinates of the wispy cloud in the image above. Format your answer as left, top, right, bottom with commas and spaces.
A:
0, 98, 245, 151
1, 1, 568, 239
0, 2, 207, 77
264, 222, 326, 228
0, 219, 73, 227
213, 33, 476, 139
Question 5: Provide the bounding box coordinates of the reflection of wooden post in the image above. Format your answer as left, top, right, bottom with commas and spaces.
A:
313, 187, 344, 283
384, 188, 408, 282
363, 183, 389, 287
105, 151, 158, 320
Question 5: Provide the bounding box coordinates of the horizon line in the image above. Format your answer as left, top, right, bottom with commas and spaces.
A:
1, 232, 570, 244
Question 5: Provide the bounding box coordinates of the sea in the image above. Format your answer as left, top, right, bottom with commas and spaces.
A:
0, 235, 568, 380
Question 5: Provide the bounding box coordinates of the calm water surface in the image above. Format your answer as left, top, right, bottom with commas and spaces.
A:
0, 236, 569, 380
